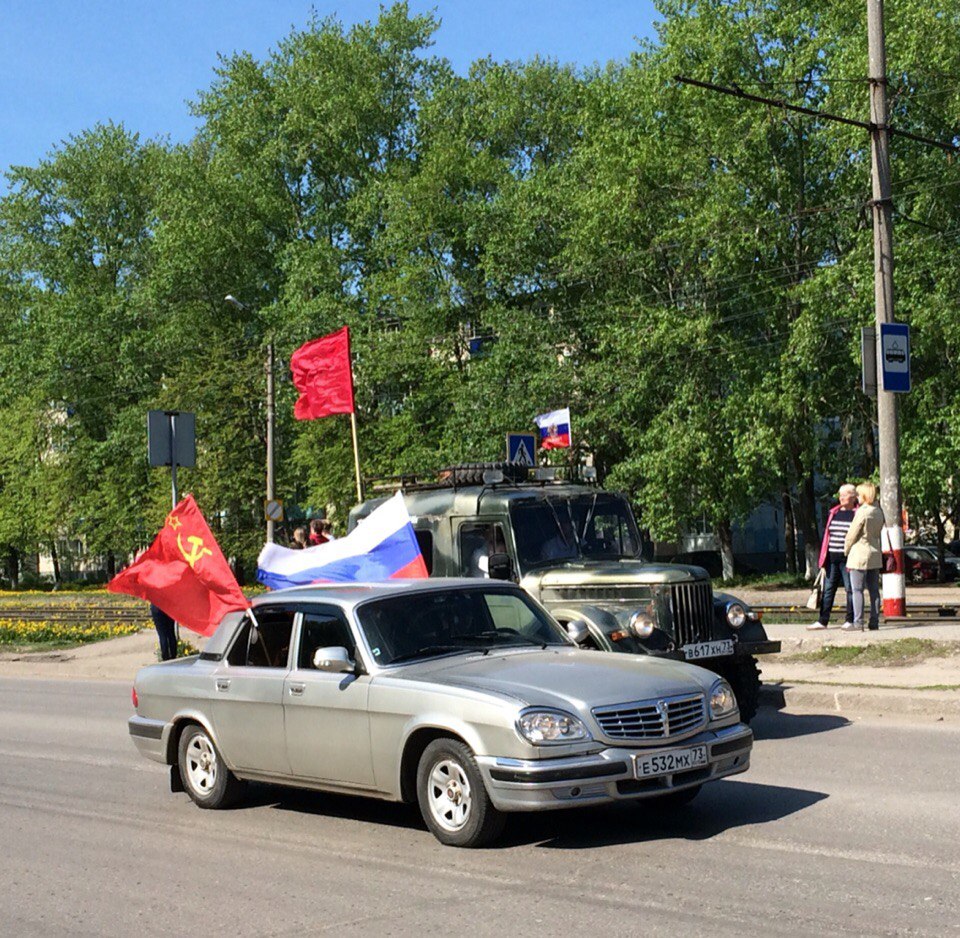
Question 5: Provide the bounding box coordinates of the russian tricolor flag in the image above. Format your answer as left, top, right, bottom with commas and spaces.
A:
535, 407, 571, 450
256, 492, 428, 590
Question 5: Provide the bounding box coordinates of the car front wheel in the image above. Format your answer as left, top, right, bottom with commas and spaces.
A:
177, 723, 245, 809
416, 739, 505, 847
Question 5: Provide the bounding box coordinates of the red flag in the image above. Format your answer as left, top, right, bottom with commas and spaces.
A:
108, 495, 250, 636
291, 326, 355, 420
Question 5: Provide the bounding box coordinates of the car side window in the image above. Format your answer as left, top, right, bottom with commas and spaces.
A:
226, 609, 295, 669
298, 611, 355, 669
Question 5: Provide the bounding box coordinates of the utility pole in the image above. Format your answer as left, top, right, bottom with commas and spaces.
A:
867, 0, 905, 616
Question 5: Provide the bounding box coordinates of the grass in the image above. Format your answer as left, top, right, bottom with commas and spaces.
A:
786, 638, 960, 667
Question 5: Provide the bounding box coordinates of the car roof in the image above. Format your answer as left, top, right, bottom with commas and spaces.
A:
251, 576, 521, 608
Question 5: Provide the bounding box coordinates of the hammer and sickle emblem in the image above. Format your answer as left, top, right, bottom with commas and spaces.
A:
177, 534, 213, 569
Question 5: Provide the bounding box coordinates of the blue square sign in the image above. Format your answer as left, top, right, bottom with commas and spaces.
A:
506, 433, 537, 467
880, 323, 910, 393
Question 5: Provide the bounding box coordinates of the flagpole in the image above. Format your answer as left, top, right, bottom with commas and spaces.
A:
350, 411, 363, 502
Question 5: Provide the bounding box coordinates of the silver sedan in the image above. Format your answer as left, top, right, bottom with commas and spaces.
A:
129, 579, 752, 847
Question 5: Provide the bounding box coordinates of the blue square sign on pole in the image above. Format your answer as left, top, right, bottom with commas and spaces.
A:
506, 432, 537, 467
879, 323, 910, 393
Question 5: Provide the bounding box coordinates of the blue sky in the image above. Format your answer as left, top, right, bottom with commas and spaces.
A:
1, 1, 659, 179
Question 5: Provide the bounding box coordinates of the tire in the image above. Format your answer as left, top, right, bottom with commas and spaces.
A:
416, 738, 505, 848
725, 656, 762, 724
177, 723, 246, 809
650, 784, 702, 809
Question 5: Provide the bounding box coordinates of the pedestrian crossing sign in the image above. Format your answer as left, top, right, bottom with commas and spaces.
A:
506, 433, 536, 467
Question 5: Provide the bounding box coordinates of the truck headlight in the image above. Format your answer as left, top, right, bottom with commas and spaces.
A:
629, 610, 656, 638
725, 602, 747, 629
517, 708, 591, 745
709, 679, 738, 719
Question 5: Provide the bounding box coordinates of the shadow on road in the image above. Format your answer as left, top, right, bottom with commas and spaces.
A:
250, 773, 827, 852
506, 778, 827, 850
751, 707, 850, 740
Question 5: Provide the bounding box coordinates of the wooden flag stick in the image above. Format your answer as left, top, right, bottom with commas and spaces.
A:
350, 411, 363, 502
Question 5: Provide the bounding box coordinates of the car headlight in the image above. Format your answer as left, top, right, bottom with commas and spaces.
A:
517, 708, 591, 745
709, 679, 738, 719
726, 602, 747, 629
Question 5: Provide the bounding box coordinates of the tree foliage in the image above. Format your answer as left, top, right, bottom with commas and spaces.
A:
2, 1, 959, 583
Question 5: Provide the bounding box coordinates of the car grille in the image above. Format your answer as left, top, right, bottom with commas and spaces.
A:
592, 693, 706, 741
668, 582, 714, 645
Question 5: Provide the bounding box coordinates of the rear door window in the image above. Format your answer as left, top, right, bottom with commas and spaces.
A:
226, 608, 296, 669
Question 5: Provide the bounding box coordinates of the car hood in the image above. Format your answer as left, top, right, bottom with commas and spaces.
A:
525, 560, 709, 587
393, 647, 716, 712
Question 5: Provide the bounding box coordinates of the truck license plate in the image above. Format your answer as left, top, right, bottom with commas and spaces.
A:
682, 639, 734, 660
635, 745, 708, 779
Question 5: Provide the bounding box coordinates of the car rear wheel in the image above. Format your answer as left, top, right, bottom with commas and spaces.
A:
177, 723, 245, 809
416, 739, 505, 847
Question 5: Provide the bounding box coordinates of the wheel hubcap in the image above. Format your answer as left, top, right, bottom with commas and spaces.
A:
427, 759, 472, 832
185, 733, 218, 793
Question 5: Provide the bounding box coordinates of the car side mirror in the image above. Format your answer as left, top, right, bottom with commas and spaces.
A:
312, 646, 355, 673
487, 552, 514, 581
565, 619, 589, 644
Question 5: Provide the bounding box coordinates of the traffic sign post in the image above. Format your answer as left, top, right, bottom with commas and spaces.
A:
506, 432, 536, 467
879, 323, 910, 393
147, 410, 196, 508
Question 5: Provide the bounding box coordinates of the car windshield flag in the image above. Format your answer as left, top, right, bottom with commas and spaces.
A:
256, 492, 428, 590
535, 408, 571, 450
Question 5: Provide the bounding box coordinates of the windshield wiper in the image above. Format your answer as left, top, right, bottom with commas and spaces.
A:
390, 644, 487, 664
477, 631, 548, 649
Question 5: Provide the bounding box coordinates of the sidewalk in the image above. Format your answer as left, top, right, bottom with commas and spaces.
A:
757, 618, 960, 720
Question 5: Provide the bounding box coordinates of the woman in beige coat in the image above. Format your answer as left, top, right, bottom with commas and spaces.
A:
843, 482, 884, 631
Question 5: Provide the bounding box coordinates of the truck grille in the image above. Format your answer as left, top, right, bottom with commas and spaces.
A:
543, 586, 654, 603
668, 582, 714, 645
592, 693, 706, 741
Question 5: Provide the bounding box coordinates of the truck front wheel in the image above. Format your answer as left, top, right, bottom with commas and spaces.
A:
723, 656, 762, 724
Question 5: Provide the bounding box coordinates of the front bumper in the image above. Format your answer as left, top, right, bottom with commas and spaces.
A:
476, 723, 752, 812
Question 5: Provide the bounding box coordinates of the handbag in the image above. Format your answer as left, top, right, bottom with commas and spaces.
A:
805, 568, 825, 610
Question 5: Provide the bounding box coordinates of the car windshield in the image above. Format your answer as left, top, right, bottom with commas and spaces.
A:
355, 587, 570, 666
510, 494, 642, 568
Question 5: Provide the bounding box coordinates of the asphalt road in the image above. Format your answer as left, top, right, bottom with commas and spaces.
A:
1, 678, 958, 937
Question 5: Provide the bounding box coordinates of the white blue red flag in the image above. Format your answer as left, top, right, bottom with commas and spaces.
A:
535, 407, 571, 450
257, 492, 428, 590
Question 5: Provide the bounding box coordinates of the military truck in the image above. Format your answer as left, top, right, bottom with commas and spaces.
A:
348, 463, 780, 721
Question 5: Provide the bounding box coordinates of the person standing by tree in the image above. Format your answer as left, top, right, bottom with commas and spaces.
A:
808, 483, 858, 630
844, 482, 884, 631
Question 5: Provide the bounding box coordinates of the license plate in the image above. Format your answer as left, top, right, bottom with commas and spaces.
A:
682, 639, 734, 660
635, 745, 708, 779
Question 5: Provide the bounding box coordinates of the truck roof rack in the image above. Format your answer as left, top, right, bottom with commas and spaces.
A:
362, 462, 598, 495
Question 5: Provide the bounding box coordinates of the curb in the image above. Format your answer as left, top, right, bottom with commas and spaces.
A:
760, 682, 960, 720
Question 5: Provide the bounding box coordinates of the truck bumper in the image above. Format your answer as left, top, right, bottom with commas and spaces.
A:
476, 723, 752, 812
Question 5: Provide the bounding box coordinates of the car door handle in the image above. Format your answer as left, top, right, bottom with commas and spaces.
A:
216, 679, 231, 692
288, 683, 305, 697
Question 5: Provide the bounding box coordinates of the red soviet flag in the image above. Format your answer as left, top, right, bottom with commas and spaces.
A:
291, 326, 355, 420
108, 495, 250, 636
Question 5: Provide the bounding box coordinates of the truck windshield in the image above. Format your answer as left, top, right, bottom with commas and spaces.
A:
510, 494, 641, 568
